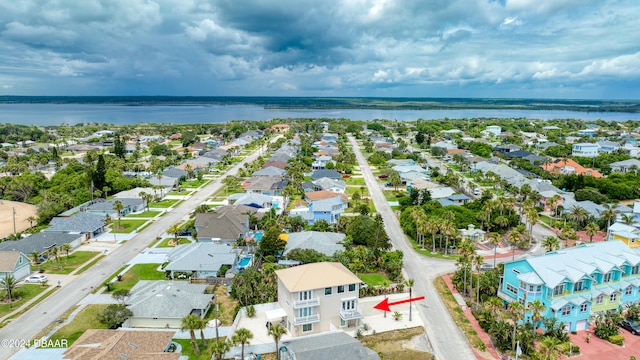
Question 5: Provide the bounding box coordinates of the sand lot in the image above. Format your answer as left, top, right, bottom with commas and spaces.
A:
0, 200, 38, 239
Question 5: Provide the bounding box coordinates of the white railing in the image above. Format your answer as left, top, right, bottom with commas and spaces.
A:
293, 313, 320, 325
293, 297, 320, 309
340, 308, 363, 320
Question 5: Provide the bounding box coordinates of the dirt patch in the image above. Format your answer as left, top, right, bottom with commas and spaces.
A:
212, 284, 239, 325
0, 200, 38, 238
360, 327, 434, 359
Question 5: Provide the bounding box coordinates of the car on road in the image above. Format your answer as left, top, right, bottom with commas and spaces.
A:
479, 263, 494, 271
24, 274, 48, 283
377, 174, 389, 179
473, 188, 481, 196
620, 318, 640, 335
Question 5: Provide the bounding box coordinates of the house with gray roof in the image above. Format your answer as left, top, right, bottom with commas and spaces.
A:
310, 169, 342, 181
284, 231, 346, 257
252, 166, 287, 177
536, 141, 560, 151
125, 281, 213, 328
81, 198, 144, 217
0, 251, 31, 281
243, 176, 288, 195
609, 159, 640, 173
195, 205, 259, 244
43, 213, 106, 239
279, 331, 379, 360
312, 177, 346, 194
0, 232, 83, 259
164, 243, 238, 279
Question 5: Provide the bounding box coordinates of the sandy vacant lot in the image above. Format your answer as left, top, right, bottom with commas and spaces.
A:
0, 200, 38, 239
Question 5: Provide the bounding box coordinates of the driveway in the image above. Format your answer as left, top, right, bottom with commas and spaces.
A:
348, 135, 475, 360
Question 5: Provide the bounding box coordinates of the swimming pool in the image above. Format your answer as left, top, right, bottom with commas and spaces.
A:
238, 255, 253, 269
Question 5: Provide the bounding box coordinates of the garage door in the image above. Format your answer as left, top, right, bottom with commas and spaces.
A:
576, 320, 587, 331
13, 265, 31, 281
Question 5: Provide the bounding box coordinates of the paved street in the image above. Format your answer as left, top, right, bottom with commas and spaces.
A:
0, 138, 279, 360
348, 135, 475, 360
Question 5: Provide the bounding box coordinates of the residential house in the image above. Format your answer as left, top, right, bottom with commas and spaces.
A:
392, 164, 429, 175
538, 190, 564, 212
43, 213, 106, 240
310, 169, 342, 181
609, 159, 640, 173
271, 124, 291, 133
562, 199, 604, 220
0, 251, 31, 281
81, 198, 144, 218
498, 241, 640, 332
597, 140, 620, 153
307, 197, 345, 225
608, 222, 640, 248
536, 141, 560, 151
493, 144, 522, 155
253, 166, 288, 177
263, 160, 289, 170
63, 329, 180, 360
320, 133, 339, 142
275, 262, 363, 337
387, 159, 417, 167
0, 232, 83, 261
125, 281, 213, 328
312, 177, 347, 194
228, 193, 275, 210
459, 224, 486, 242
164, 243, 238, 279
503, 150, 536, 160
429, 186, 456, 199
312, 155, 335, 170
431, 141, 457, 150
243, 176, 288, 195
283, 231, 346, 257
279, 331, 379, 360
448, 194, 471, 205
485, 125, 502, 137
633, 201, 640, 223
194, 204, 258, 244
577, 129, 597, 137
572, 143, 599, 158
541, 158, 603, 178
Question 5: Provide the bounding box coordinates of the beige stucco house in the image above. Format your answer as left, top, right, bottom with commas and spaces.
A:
275, 262, 363, 337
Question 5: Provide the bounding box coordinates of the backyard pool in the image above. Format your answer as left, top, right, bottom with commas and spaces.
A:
237, 254, 253, 270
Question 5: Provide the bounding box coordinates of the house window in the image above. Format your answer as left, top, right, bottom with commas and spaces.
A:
536, 285, 542, 292
603, 272, 612, 283
519, 281, 526, 290
626, 286, 633, 296
580, 303, 588, 312
338, 285, 345, 293
342, 299, 357, 311
610, 293, 618, 302
325, 287, 332, 296
596, 295, 604, 304
348, 284, 356, 292
574, 281, 585, 292
298, 290, 313, 301
340, 318, 346, 327
553, 284, 564, 296
518, 298, 525, 306
298, 307, 313, 317
529, 285, 536, 292
506, 284, 518, 295
633, 265, 640, 275
561, 306, 571, 316
512, 269, 520, 274
302, 324, 313, 332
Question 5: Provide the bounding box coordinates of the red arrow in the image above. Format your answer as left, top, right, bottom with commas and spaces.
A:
374, 296, 425, 312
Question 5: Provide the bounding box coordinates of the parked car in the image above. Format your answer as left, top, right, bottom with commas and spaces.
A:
473, 188, 481, 196
24, 274, 48, 283
378, 174, 389, 179
479, 263, 494, 271
620, 318, 640, 335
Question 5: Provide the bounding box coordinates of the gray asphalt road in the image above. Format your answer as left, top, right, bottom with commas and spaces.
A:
348, 135, 475, 360
0, 138, 279, 360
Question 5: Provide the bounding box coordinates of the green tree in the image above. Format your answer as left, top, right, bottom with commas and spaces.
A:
232, 328, 254, 360
507, 301, 524, 352
210, 339, 232, 360
113, 136, 126, 159
542, 236, 560, 252
539, 336, 563, 360
113, 200, 124, 229
168, 223, 182, 240
60, 243, 71, 258
92, 154, 107, 193
0, 275, 19, 309
181, 314, 203, 355
258, 226, 286, 258
585, 222, 600, 243
268, 323, 287, 360
405, 278, 415, 321
111, 289, 130, 305
97, 304, 133, 329
488, 232, 502, 268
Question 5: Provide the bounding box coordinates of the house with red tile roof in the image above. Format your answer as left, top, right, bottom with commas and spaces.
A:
541, 158, 603, 178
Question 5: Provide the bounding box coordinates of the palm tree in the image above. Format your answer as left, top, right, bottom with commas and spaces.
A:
210, 339, 231, 360
458, 240, 475, 296
600, 202, 617, 236
585, 222, 600, 243
0, 274, 19, 309
405, 278, 415, 321
542, 236, 560, 252
484, 200, 496, 227
473, 254, 484, 306
485, 296, 503, 318
569, 205, 588, 228
196, 316, 207, 349
113, 200, 124, 230
60, 243, 71, 258
194, 204, 210, 213
525, 206, 539, 244
539, 336, 563, 360
426, 217, 439, 253
622, 213, 634, 225
26, 215, 37, 227
168, 223, 182, 240
181, 314, 202, 355
488, 232, 502, 268
527, 300, 546, 330
30, 251, 40, 265
507, 301, 524, 352
507, 228, 523, 261
268, 323, 287, 360
441, 220, 456, 256
232, 328, 254, 360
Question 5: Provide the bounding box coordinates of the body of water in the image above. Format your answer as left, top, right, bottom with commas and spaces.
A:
1, 103, 640, 126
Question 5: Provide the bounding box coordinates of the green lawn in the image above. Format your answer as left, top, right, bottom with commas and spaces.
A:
48, 304, 110, 346
183, 179, 208, 188
156, 237, 192, 248
74, 255, 105, 275
149, 199, 181, 208
345, 177, 366, 186
104, 263, 166, 293
167, 190, 193, 196
383, 190, 402, 201
358, 273, 389, 287
173, 338, 215, 360
45, 251, 100, 275
111, 219, 148, 233
345, 202, 376, 214
0, 284, 51, 318
126, 210, 161, 218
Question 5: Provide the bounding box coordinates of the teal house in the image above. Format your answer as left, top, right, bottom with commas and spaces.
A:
498, 241, 640, 332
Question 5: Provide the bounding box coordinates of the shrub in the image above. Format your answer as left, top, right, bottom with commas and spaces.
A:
609, 334, 625, 346
559, 342, 579, 355
246, 305, 256, 318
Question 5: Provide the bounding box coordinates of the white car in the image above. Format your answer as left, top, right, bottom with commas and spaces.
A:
24, 274, 48, 283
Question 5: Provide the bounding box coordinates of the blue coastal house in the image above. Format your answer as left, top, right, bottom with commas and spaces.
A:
498, 241, 640, 332
309, 197, 344, 225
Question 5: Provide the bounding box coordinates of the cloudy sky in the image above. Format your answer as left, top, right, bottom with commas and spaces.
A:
0, 0, 638, 99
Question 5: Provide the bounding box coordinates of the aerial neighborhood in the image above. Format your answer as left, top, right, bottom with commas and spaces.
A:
4, 117, 640, 359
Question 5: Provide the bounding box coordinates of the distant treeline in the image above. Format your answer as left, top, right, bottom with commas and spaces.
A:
0, 96, 639, 113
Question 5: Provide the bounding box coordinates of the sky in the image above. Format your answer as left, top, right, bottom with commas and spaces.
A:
0, 0, 638, 99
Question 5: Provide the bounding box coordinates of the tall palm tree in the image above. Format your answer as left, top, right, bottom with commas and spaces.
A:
542, 236, 560, 252
507, 301, 524, 352
538, 336, 563, 360
525, 206, 539, 244
26, 215, 37, 227
196, 316, 207, 349
527, 300, 546, 330
113, 200, 124, 230
485, 296, 503, 318
405, 278, 415, 321
473, 254, 484, 306
585, 222, 600, 243
268, 323, 287, 360
181, 314, 202, 355
484, 200, 496, 227
210, 339, 231, 360
507, 228, 523, 261
441, 220, 456, 256
30, 251, 40, 265
60, 243, 71, 258
426, 217, 439, 253
488, 232, 502, 268
458, 240, 475, 296
0, 274, 19, 309
232, 328, 254, 360
569, 205, 588, 228
622, 213, 634, 225
600, 202, 617, 236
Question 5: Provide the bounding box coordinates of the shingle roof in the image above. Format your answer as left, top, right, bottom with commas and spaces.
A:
0, 232, 82, 254
165, 243, 237, 273
45, 212, 106, 233
127, 281, 212, 319
195, 205, 258, 240
310, 169, 342, 180
276, 262, 361, 292
63, 329, 179, 360
252, 166, 287, 177
84, 198, 143, 212
284, 231, 346, 256
281, 331, 379, 360
0, 251, 21, 272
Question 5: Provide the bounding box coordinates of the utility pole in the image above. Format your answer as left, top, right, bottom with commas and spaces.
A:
12, 206, 16, 235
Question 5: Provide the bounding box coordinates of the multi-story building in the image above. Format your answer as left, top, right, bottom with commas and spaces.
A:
275, 262, 363, 337
571, 143, 599, 157
498, 241, 640, 332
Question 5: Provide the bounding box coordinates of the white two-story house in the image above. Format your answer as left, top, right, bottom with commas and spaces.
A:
275, 262, 363, 337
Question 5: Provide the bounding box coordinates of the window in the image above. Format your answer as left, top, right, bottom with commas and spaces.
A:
553, 284, 564, 296
596, 295, 604, 304
338, 285, 345, 293
512, 269, 520, 274
610, 293, 618, 302
349, 284, 356, 292
302, 324, 312, 332
561, 306, 571, 316
298, 307, 313, 317
506, 284, 518, 295
580, 303, 588, 312
342, 299, 357, 311
603, 272, 612, 283
536, 285, 542, 292
633, 265, 640, 275
519, 281, 527, 290
340, 319, 346, 327
325, 287, 332, 296
298, 290, 312, 301
626, 286, 633, 296
574, 281, 585, 292
518, 298, 525, 306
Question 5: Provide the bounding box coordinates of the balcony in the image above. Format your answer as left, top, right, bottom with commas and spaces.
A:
293, 314, 320, 325
497, 289, 516, 303
340, 308, 363, 320
293, 297, 320, 309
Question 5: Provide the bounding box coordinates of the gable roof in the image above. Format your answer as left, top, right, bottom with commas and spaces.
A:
281, 331, 379, 360
310, 196, 343, 212
165, 243, 237, 273
252, 166, 287, 177
305, 190, 346, 202
312, 177, 346, 191
284, 231, 346, 256
310, 169, 342, 180
195, 204, 258, 240
263, 160, 288, 169
542, 158, 603, 178
83, 198, 143, 212
276, 262, 360, 292
243, 176, 284, 192
63, 329, 179, 360
127, 281, 212, 319
44, 212, 106, 233
0, 232, 82, 254
228, 193, 274, 208
0, 251, 23, 272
